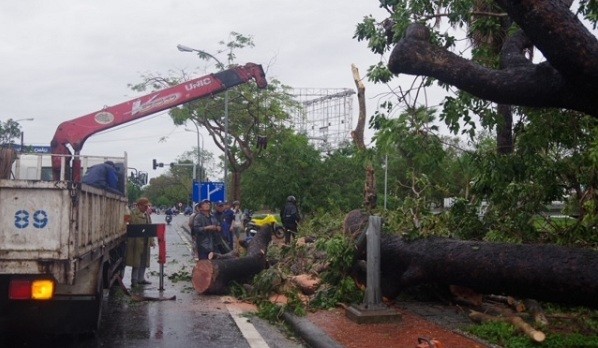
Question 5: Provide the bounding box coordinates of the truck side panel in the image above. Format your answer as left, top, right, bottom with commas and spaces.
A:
0, 180, 127, 284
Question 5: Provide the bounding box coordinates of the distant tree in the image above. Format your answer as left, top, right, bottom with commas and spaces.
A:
241, 130, 321, 213
130, 32, 299, 202
143, 170, 191, 209
0, 119, 23, 145
314, 145, 368, 213
127, 176, 143, 204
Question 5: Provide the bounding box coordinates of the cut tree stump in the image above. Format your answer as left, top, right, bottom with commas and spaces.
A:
192, 225, 272, 294
345, 209, 598, 308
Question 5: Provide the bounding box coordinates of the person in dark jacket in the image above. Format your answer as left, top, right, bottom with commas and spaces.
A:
191, 199, 222, 260
281, 195, 301, 244
213, 201, 233, 253
82, 160, 122, 195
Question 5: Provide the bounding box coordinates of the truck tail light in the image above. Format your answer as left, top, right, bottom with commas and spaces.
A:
9, 279, 54, 300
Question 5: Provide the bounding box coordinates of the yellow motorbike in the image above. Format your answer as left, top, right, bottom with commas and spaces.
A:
244, 212, 285, 239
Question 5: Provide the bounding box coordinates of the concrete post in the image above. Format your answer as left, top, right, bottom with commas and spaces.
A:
364, 215, 384, 309
345, 215, 401, 323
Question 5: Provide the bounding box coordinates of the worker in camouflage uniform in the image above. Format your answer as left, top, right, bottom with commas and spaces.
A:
126, 197, 155, 287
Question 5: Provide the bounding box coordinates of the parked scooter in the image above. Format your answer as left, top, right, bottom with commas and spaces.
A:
244, 211, 285, 243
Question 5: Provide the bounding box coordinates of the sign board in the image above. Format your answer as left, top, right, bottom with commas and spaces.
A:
193, 181, 225, 203
1, 144, 52, 153
127, 223, 163, 237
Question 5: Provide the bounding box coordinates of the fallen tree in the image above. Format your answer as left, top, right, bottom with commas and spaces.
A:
191, 225, 272, 294
345, 210, 598, 308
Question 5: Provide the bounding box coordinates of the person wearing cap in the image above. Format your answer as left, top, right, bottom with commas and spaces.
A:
82, 160, 122, 195
191, 199, 223, 259
215, 201, 234, 251
126, 197, 155, 287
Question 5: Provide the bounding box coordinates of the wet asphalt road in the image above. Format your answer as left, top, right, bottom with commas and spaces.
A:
3, 214, 305, 348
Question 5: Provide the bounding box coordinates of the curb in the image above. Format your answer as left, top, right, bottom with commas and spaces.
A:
283, 312, 344, 348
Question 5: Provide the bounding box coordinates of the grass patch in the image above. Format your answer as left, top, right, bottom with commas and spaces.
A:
466, 305, 598, 347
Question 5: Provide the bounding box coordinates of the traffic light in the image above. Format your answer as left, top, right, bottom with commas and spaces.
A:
152, 159, 164, 170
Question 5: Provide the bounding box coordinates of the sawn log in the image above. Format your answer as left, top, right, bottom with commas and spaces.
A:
192, 225, 272, 294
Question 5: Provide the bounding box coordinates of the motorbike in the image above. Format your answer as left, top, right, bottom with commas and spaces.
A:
244, 211, 285, 243
165, 213, 173, 225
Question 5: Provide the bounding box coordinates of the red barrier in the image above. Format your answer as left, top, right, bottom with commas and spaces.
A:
157, 223, 166, 264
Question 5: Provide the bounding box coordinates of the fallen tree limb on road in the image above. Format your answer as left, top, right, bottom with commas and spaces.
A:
192, 225, 272, 294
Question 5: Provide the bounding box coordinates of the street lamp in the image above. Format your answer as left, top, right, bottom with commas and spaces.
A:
14, 118, 34, 149
185, 120, 204, 182
177, 44, 229, 196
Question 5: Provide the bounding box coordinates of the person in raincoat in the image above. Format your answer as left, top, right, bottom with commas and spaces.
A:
126, 197, 155, 287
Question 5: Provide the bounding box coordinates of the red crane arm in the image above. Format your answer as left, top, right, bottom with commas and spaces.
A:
50, 63, 267, 180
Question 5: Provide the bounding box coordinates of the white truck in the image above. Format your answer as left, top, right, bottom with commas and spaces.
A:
0, 153, 131, 333
0, 63, 267, 334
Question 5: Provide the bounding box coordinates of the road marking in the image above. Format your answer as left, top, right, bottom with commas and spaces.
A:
174, 222, 269, 347
227, 305, 270, 348
173, 224, 194, 253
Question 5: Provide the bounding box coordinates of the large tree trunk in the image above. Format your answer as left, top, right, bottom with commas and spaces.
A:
346, 211, 598, 308
192, 225, 272, 294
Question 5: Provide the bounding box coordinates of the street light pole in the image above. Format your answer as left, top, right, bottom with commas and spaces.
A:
177, 44, 229, 195
14, 118, 34, 150
187, 120, 203, 182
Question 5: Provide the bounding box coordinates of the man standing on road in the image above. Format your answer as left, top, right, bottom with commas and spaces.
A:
192, 199, 222, 260
126, 197, 155, 287
213, 201, 232, 253
188, 203, 200, 260
281, 195, 301, 244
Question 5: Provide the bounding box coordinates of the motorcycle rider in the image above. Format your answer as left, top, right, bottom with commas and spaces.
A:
165, 207, 173, 225
281, 195, 301, 244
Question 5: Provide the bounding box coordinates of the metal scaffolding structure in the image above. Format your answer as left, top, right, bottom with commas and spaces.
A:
287, 88, 355, 152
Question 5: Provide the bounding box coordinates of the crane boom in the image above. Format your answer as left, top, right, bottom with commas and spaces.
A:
50, 62, 267, 180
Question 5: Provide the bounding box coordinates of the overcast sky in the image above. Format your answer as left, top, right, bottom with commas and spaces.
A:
0, 1, 391, 179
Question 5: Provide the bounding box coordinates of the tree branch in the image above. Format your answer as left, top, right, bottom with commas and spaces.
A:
494, 0, 598, 88
388, 23, 598, 116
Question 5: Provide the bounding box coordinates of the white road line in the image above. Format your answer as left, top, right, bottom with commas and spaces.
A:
175, 224, 269, 347
227, 305, 270, 348
173, 224, 194, 253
